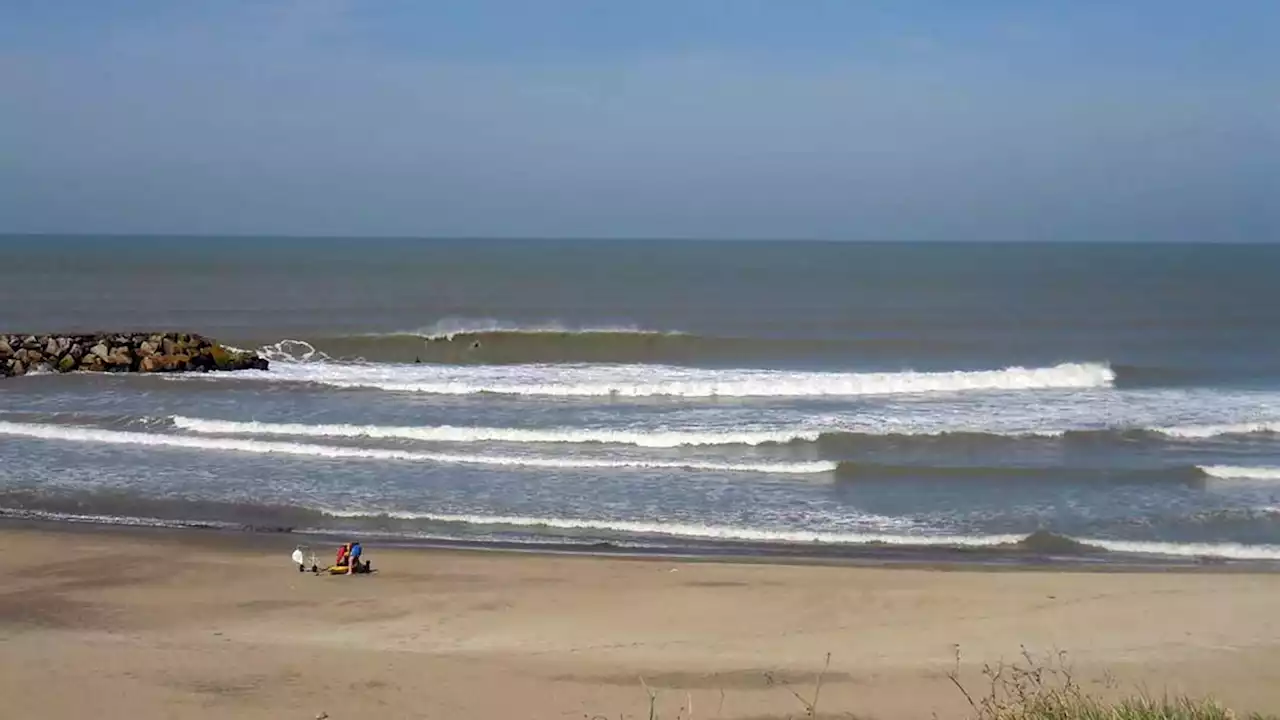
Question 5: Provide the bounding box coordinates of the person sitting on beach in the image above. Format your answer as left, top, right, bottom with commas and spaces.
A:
347, 541, 363, 575
335, 543, 350, 568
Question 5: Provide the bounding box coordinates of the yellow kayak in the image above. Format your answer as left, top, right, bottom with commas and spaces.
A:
321, 560, 372, 575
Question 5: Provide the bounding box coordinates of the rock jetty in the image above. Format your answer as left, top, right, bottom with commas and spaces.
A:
0, 333, 268, 378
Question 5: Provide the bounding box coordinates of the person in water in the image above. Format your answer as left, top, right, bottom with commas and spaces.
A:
347, 540, 363, 575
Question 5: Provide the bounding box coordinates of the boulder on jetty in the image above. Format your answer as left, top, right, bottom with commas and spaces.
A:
0, 333, 268, 378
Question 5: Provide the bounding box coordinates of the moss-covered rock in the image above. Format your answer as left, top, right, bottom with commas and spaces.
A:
209, 344, 233, 370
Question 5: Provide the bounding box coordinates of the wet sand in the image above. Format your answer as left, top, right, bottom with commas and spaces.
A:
1, 525, 1278, 719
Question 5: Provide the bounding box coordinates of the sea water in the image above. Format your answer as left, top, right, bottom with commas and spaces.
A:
2, 237, 1279, 560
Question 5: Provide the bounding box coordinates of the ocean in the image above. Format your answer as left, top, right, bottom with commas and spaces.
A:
3, 237, 1280, 561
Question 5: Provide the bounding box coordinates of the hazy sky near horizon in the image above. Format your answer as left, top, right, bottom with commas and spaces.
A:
2, 1, 1277, 240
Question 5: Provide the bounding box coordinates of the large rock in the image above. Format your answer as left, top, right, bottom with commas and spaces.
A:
10, 360, 25, 376
158, 354, 191, 371
3, 332, 267, 377
106, 348, 133, 367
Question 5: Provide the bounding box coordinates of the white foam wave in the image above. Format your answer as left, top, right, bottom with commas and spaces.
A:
1198, 465, 1280, 481
325, 510, 995, 545
0, 421, 833, 474
173, 413, 1254, 446
257, 339, 334, 363
1155, 422, 1280, 439
226, 356, 1114, 398
171, 416, 817, 447
1083, 539, 1280, 560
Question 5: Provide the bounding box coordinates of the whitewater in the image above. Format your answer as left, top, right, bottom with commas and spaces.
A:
169, 414, 1280, 447
0, 421, 836, 475
198, 354, 1116, 398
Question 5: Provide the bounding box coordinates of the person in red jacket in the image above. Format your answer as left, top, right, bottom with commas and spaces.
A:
335, 543, 350, 568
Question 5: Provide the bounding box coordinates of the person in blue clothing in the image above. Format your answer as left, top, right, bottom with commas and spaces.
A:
347, 540, 363, 575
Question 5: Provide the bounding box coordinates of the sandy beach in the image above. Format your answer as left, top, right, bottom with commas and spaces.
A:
0, 525, 1278, 719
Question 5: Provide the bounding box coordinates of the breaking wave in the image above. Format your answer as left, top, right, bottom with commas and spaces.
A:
168, 415, 1280, 452
171, 416, 814, 447
1198, 465, 1280, 481
1153, 422, 1280, 439
250, 321, 962, 366
229, 355, 1116, 398
1068, 539, 1280, 560
415, 318, 681, 341
156, 417, 1247, 484
0, 421, 833, 474
13, 414, 1234, 485
240, 331, 1238, 393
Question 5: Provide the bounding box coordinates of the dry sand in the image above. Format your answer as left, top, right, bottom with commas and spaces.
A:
1, 526, 1278, 719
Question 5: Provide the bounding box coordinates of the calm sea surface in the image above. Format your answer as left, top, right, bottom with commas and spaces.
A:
2, 237, 1279, 559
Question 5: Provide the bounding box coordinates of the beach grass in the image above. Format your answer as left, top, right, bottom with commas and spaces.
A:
621, 649, 1276, 720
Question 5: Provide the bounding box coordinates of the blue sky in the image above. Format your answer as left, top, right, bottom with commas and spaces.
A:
2, 0, 1276, 240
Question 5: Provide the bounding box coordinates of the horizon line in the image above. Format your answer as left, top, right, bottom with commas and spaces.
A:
0, 233, 1274, 245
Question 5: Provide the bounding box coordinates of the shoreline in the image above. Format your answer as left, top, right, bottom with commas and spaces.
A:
5, 515, 1278, 575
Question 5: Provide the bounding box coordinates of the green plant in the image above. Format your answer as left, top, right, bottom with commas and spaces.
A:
946, 645, 1273, 720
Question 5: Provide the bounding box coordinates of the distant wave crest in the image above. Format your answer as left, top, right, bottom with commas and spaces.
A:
253, 318, 978, 366
415, 317, 683, 341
